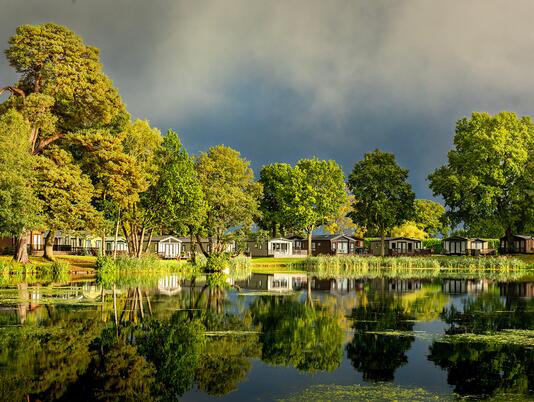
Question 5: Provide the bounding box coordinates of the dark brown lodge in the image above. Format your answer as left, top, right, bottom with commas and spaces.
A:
500, 235, 534, 254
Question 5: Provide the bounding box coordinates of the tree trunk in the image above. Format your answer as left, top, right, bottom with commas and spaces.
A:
44, 230, 55, 261
101, 231, 106, 257
196, 234, 210, 257
380, 227, 385, 257
190, 230, 197, 261
14, 235, 29, 264
113, 210, 120, 260
144, 228, 154, 254
307, 228, 313, 256
136, 227, 145, 258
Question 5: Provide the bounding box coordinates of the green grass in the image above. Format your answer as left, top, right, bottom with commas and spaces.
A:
252, 257, 308, 265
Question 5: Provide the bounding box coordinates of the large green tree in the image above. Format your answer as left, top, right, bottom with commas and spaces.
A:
35, 147, 100, 260
141, 130, 207, 256
413, 199, 448, 237
282, 159, 347, 255
195, 145, 262, 256
348, 149, 415, 256
0, 110, 41, 262
428, 112, 534, 245
257, 163, 293, 237
1, 23, 129, 261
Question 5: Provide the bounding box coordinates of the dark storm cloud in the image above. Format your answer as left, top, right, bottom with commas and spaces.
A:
2, 0, 534, 197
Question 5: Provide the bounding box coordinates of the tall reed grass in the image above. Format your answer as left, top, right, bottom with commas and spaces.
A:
289, 255, 529, 281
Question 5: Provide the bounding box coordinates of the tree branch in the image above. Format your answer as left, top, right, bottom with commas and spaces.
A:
0, 86, 25, 98
35, 133, 64, 153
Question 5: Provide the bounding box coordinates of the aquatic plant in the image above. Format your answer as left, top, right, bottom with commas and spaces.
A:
228, 255, 252, 280
279, 383, 452, 402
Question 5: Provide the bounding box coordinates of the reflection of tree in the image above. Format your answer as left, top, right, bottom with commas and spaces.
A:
441, 291, 534, 334
0, 317, 102, 401
395, 283, 449, 322
63, 327, 156, 402
195, 309, 260, 396
138, 312, 205, 400
250, 296, 344, 372
429, 340, 534, 398
346, 288, 415, 381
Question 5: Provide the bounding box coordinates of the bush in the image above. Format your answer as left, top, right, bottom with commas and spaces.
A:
423, 238, 442, 253
484, 238, 500, 251
205, 253, 230, 272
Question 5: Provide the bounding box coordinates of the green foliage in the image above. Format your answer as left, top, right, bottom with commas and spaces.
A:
251, 296, 344, 372
257, 163, 293, 236
414, 199, 448, 236
391, 220, 428, 239
422, 238, 442, 253
283, 159, 347, 238
291, 255, 528, 279
139, 313, 206, 400
348, 290, 415, 381
348, 149, 415, 248
4, 23, 128, 134
228, 255, 252, 280
0, 109, 41, 236
205, 253, 230, 272
428, 112, 534, 237
280, 384, 452, 402
145, 130, 207, 235
195, 145, 262, 252
35, 147, 100, 232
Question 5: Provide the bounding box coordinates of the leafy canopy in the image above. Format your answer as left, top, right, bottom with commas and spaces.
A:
0, 109, 41, 236
428, 112, 534, 236
195, 145, 262, 240
348, 149, 415, 236
283, 158, 347, 235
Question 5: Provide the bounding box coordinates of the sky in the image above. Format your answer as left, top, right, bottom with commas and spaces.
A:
2, 0, 534, 198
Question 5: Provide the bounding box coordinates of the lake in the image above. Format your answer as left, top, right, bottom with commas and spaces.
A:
0, 271, 533, 401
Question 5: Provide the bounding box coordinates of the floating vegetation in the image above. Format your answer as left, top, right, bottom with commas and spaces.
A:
361, 329, 534, 349
441, 329, 534, 349
204, 330, 260, 336
278, 383, 452, 402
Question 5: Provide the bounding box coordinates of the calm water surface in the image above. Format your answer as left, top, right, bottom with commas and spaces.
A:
0, 272, 533, 401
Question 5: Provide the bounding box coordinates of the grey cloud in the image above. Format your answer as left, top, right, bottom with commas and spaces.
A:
1, 0, 534, 197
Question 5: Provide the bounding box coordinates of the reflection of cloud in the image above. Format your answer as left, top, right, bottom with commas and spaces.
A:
2, 1, 534, 196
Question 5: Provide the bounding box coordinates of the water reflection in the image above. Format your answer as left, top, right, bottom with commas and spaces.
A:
0, 274, 532, 401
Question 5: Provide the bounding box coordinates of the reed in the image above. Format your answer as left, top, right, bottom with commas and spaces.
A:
228, 255, 252, 280
289, 255, 530, 281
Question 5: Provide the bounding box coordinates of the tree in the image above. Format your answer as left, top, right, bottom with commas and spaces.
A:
428, 112, 534, 247
35, 147, 100, 260
390, 221, 428, 239
73, 127, 148, 256
2, 23, 128, 141
348, 150, 415, 256
1, 23, 129, 260
251, 296, 344, 372
145, 130, 207, 242
282, 159, 347, 255
413, 199, 448, 237
257, 163, 293, 237
324, 190, 363, 236
195, 145, 262, 257
0, 110, 41, 262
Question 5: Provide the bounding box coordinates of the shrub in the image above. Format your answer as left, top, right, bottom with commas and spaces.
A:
423, 238, 442, 253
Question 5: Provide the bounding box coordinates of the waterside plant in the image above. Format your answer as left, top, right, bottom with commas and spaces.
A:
289, 256, 531, 281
